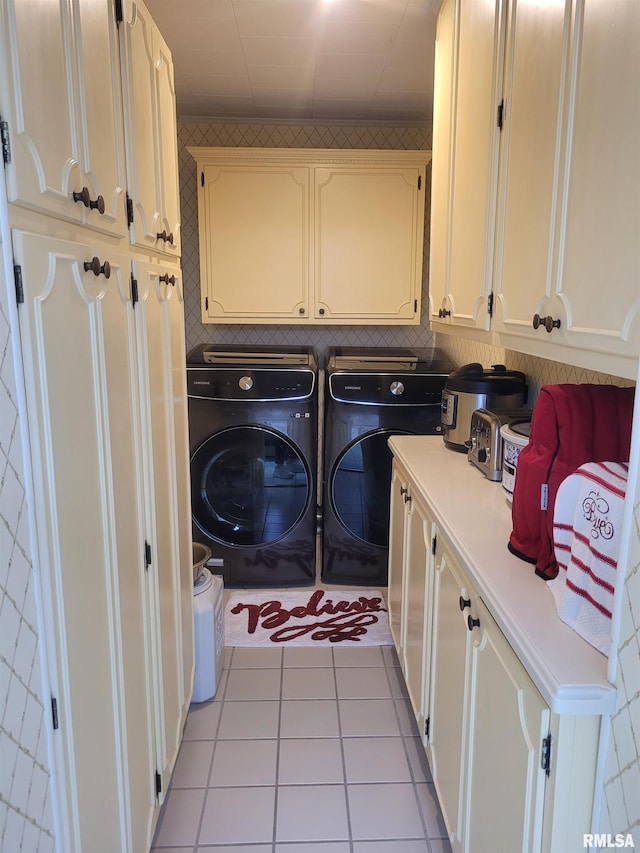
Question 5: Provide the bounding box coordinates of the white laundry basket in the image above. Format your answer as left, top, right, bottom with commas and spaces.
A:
192, 568, 225, 703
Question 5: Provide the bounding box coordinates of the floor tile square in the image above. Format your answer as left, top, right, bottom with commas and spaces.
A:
338, 699, 400, 737
348, 782, 425, 840
353, 841, 430, 852
333, 646, 385, 667
336, 667, 392, 699
199, 786, 275, 845
281, 667, 336, 699
382, 645, 401, 668
278, 738, 344, 784
343, 736, 412, 783
169, 739, 214, 788
210, 739, 278, 786
183, 700, 221, 740
394, 697, 420, 737
280, 699, 340, 738
230, 647, 283, 669
224, 668, 281, 701
276, 845, 351, 852
386, 664, 410, 699
405, 736, 433, 783
415, 782, 449, 838
276, 785, 349, 842
151, 787, 205, 847
283, 646, 334, 668
217, 700, 280, 739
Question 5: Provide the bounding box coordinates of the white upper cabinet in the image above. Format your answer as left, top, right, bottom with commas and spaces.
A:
0, 0, 128, 236
189, 148, 428, 325
120, 0, 181, 257
431, 0, 640, 380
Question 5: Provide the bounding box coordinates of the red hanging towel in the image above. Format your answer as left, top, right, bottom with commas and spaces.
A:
507, 383, 634, 580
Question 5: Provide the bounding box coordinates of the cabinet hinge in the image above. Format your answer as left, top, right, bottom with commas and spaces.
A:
13, 265, 24, 304
1, 119, 11, 164
417, 175, 422, 190
126, 192, 134, 225
541, 733, 552, 776
131, 274, 138, 306
144, 540, 152, 570
155, 770, 162, 797
497, 99, 505, 130
425, 716, 430, 740
431, 535, 437, 556
114, 0, 123, 25
487, 291, 494, 317
51, 697, 59, 730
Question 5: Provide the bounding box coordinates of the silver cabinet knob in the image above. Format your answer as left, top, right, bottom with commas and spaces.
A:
239, 375, 253, 391
390, 380, 404, 396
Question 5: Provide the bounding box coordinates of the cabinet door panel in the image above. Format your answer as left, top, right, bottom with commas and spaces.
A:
553, 0, 640, 359
121, 0, 162, 250
315, 166, 423, 321
75, 0, 128, 236
447, 0, 504, 331
155, 31, 181, 257
135, 260, 190, 794
403, 494, 434, 733
493, 0, 567, 335
465, 598, 548, 853
13, 231, 153, 851
429, 0, 456, 322
388, 465, 408, 652
427, 544, 471, 845
199, 164, 309, 320
1, 0, 81, 221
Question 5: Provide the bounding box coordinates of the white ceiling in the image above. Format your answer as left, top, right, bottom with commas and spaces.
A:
144, 0, 441, 125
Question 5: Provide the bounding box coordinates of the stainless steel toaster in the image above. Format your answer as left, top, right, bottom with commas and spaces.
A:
467, 408, 531, 480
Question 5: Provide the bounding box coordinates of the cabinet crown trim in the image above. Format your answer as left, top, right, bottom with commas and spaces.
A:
187, 146, 431, 168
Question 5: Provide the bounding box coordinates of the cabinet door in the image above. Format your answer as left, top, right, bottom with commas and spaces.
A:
314, 165, 424, 322
0, 0, 127, 236
135, 259, 192, 795
550, 0, 640, 363
429, 0, 456, 324
13, 231, 154, 852
464, 597, 549, 853
388, 464, 409, 652
445, 0, 505, 332
492, 0, 568, 339
198, 163, 309, 321
402, 491, 435, 736
154, 26, 181, 257
427, 540, 472, 846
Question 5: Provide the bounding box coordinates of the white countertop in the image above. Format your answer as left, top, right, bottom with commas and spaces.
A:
389, 435, 617, 716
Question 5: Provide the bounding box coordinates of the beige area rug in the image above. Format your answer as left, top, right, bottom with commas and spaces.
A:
224, 589, 393, 647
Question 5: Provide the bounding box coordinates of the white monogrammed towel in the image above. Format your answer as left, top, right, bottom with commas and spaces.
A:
549, 461, 628, 655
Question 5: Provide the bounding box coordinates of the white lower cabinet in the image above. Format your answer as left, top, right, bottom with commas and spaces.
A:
389, 457, 601, 853
13, 231, 192, 852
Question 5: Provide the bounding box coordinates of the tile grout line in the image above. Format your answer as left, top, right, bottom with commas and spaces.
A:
332, 645, 355, 852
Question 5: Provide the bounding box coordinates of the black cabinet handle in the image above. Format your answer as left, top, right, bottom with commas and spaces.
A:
319, 307, 325, 315
73, 186, 105, 214
532, 313, 561, 333
459, 596, 471, 611
438, 308, 451, 318
84, 256, 110, 279
159, 274, 176, 285
467, 614, 480, 631
156, 230, 175, 245
298, 307, 305, 315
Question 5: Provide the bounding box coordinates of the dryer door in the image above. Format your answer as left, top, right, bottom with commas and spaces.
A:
331, 428, 412, 547
191, 425, 311, 546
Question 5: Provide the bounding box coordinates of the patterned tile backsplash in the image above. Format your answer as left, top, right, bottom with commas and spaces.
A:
0, 117, 637, 850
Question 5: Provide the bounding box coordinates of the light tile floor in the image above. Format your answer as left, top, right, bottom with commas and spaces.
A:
151, 643, 452, 852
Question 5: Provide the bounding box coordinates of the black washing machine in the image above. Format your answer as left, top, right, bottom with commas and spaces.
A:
322, 346, 454, 586
187, 345, 318, 587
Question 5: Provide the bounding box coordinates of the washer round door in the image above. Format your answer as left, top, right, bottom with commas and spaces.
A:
331, 428, 412, 547
191, 425, 311, 546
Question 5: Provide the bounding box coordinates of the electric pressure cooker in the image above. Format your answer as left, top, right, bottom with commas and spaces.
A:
441, 363, 528, 451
